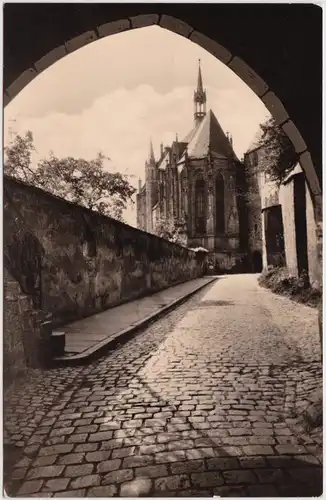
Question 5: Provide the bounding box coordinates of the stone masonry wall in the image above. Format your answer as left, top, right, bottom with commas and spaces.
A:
279, 181, 297, 278
4, 267, 27, 388
4, 176, 206, 327
4, 266, 52, 388
280, 169, 320, 288
306, 184, 320, 288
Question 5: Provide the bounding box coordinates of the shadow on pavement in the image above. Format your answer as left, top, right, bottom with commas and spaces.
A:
4, 280, 323, 498
196, 300, 235, 308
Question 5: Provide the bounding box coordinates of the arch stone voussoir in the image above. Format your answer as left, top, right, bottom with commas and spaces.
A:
65, 31, 98, 54
299, 151, 322, 196
228, 57, 269, 97
282, 120, 307, 154
261, 91, 289, 125
130, 14, 159, 29
190, 31, 232, 65
6, 67, 38, 100
34, 45, 67, 74
159, 15, 193, 38
314, 195, 323, 223
3, 92, 10, 107
98, 19, 130, 38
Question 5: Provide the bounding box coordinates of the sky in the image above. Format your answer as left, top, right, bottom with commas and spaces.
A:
4, 25, 270, 226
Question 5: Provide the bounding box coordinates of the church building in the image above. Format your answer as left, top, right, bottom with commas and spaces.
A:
136, 62, 249, 272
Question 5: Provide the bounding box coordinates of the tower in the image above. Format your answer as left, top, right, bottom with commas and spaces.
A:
145, 139, 156, 232
194, 59, 207, 125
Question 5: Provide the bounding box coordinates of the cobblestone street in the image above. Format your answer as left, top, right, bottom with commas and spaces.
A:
5, 275, 322, 497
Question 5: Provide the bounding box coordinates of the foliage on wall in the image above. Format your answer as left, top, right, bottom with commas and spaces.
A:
4, 131, 136, 222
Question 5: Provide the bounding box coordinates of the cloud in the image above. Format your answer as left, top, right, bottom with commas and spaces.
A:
4, 83, 269, 226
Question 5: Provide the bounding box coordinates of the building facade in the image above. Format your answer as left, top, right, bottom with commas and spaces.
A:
244, 142, 320, 287
137, 62, 248, 272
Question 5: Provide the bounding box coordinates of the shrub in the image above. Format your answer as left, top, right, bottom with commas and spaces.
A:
258, 266, 321, 308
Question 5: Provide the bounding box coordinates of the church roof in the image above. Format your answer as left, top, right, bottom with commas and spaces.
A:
186, 109, 236, 160
182, 123, 200, 143
172, 140, 188, 160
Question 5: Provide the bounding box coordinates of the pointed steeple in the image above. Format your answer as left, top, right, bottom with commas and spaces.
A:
148, 139, 155, 164
194, 59, 207, 125
197, 59, 204, 94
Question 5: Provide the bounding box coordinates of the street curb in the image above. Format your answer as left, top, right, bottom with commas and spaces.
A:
53, 277, 217, 366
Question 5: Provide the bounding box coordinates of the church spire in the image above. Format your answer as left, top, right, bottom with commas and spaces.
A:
197, 59, 204, 94
194, 59, 207, 125
148, 139, 155, 164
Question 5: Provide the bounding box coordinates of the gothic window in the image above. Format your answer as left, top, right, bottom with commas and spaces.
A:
195, 175, 206, 234
215, 173, 225, 234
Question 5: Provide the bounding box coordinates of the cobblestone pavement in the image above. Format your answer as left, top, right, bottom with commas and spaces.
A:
5, 275, 322, 497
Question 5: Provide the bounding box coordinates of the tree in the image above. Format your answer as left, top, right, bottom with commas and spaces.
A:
153, 216, 186, 246
256, 117, 299, 184
35, 153, 135, 221
4, 131, 136, 221
4, 130, 36, 183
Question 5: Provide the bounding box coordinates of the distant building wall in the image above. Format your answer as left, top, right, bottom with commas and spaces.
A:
4, 176, 207, 328
244, 145, 321, 286
280, 165, 320, 287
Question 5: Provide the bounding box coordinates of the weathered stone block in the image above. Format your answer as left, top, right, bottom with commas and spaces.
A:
34, 46, 67, 73
191, 471, 223, 488
87, 485, 117, 497
89, 430, 113, 442
120, 478, 152, 496
282, 121, 307, 153
242, 445, 274, 455
155, 474, 191, 491
39, 444, 74, 456
70, 474, 101, 489
228, 57, 269, 97
223, 469, 257, 484
299, 151, 322, 195
130, 14, 159, 29
54, 488, 86, 497
43, 478, 70, 492
58, 453, 85, 465
65, 31, 97, 53
275, 444, 307, 454
64, 464, 94, 477
3, 92, 10, 107
261, 91, 289, 125
159, 15, 193, 37
102, 468, 134, 485
98, 19, 130, 37
27, 465, 65, 480
136, 464, 169, 478
17, 480, 44, 495
190, 31, 232, 64
96, 459, 121, 473
6, 68, 37, 99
